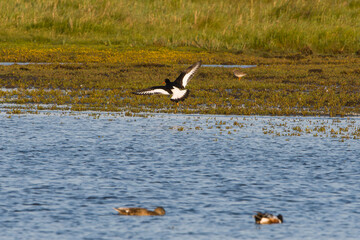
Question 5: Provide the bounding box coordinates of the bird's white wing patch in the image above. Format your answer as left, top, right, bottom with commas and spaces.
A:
181, 61, 201, 88
171, 87, 188, 101
134, 88, 170, 95
259, 218, 271, 224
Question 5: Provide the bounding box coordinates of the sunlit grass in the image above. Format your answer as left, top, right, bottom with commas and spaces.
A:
0, 0, 359, 54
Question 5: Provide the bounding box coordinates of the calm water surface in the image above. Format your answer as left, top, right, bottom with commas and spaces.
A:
1, 111, 359, 239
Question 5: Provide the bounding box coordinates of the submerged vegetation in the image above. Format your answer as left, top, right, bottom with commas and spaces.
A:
1, 0, 360, 54
2, 110, 360, 141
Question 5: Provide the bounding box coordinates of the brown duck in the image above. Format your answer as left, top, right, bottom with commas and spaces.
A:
253, 212, 283, 224
113, 207, 166, 216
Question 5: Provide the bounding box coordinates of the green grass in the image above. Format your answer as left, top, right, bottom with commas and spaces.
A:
1, 0, 360, 54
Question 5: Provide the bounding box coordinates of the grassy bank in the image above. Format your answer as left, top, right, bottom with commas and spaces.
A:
1, 0, 360, 54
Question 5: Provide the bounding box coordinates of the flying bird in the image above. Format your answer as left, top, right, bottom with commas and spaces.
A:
132, 61, 202, 104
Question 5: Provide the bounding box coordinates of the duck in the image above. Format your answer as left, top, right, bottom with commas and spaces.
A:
113, 207, 166, 216
253, 212, 283, 224
132, 61, 202, 104
233, 70, 246, 80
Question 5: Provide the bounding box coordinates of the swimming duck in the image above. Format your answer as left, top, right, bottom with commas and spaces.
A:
233, 70, 246, 80
253, 212, 283, 224
132, 61, 202, 104
113, 207, 166, 216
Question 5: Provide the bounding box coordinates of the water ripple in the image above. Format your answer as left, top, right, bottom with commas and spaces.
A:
1, 112, 360, 239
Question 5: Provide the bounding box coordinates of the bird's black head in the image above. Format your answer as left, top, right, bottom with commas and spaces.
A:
164, 79, 171, 84
277, 214, 283, 223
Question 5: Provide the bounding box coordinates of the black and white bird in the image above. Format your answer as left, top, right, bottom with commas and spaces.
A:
132, 61, 202, 104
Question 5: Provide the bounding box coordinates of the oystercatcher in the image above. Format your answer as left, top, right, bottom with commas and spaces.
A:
253, 212, 283, 224
113, 207, 166, 216
132, 61, 202, 104
233, 69, 246, 80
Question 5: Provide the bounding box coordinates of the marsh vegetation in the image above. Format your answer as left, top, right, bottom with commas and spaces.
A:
1, 54, 359, 117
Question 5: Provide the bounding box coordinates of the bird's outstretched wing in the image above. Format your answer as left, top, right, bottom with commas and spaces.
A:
133, 86, 171, 95
174, 61, 202, 88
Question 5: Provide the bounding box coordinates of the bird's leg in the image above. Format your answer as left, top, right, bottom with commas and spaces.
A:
174, 102, 179, 114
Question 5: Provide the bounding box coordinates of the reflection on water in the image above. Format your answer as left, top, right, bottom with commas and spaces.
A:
1, 111, 359, 240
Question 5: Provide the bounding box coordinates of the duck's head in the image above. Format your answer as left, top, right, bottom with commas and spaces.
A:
154, 207, 166, 215
163, 79, 171, 84
277, 214, 283, 223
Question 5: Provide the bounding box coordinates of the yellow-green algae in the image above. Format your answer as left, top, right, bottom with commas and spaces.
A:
0, 46, 281, 65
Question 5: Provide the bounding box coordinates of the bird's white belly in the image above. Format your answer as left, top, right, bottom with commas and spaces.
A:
171, 87, 187, 100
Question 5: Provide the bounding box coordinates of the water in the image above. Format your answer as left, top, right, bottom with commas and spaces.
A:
0, 62, 51, 66
1, 111, 360, 239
